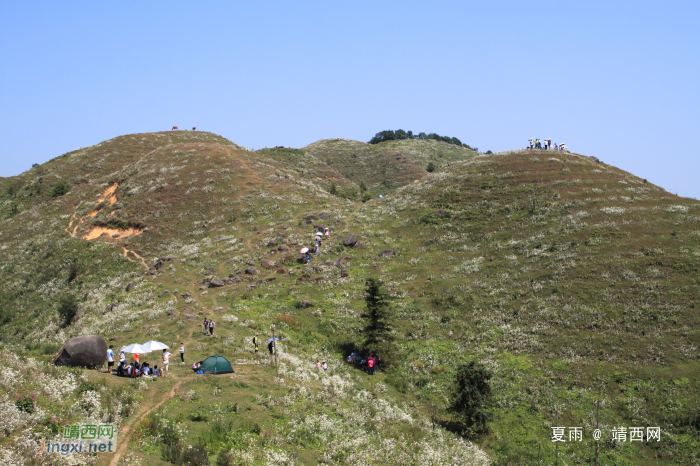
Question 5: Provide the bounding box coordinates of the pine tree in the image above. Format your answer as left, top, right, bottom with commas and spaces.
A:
449, 361, 492, 436
361, 278, 394, 365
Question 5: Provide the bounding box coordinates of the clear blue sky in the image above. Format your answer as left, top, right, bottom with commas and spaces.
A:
1, 2, 699, 197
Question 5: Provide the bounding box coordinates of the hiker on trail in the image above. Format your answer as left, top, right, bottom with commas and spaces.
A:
314, 236, 322, 256
253, 334, 260, 354
107, 345, 115, 374
268, 340, 275, 355
324, 227, 330, 241
322, 360, 328, 372
162, 349, 171, 378
305, 250, 311, 264
180, 343, 185, 364
316, 360, 321, 370
203, 318, 209, 335
209, 319, 215, 336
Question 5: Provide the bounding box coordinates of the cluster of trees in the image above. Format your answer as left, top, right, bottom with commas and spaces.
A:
368, 130, 476, 151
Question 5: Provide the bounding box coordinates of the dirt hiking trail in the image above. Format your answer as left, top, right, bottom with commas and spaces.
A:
108, 381, 182, 466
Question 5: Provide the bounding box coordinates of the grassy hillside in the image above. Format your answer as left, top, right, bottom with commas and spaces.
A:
302, 138, 477, 196
0, 136, 698, 466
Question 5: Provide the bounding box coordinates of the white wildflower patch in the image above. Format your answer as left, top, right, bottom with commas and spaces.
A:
222, 314, 239, 323
600, 206, 625, 215
667, 205, 689, 213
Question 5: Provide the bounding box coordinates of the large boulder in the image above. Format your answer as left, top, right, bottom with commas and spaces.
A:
209, 277, 225, 287
343, 234, 357, 247
54, 336, 107, 368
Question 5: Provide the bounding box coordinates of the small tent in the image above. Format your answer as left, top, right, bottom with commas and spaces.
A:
200, 355, 234, 375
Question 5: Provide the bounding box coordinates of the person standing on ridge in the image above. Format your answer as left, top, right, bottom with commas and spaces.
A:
179, 343, 185, 364
253, 333, 260, 354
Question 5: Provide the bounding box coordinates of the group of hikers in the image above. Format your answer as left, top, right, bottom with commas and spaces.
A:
253, 333, 275, 355
528, 138, 568, 152
202, 318, 216, 336
346, 352, 380, 375
108, 343, 186, 378
302, 227, 330, 264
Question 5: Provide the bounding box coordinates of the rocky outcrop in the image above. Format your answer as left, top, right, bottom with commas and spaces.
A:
54, 336, 107, 368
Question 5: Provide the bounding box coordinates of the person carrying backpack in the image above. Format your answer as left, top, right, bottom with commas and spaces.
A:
253, 334, 259, 354
208, 319, 215, 336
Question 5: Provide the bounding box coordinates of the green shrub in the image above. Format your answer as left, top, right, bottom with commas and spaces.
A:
449, 361, 492, 436
15, 396, 35, 414
181, 444, 210, 466
188, 406, 209, 422
427, 162, 435, 172
57, 294, 78, 327
361, 192, 373, 203
216, 449, 234, 466
51, 180, 69, 198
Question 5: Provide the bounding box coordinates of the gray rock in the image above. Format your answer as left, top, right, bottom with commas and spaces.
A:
278, 244, 288, 251
158, 290, 169, 298
341, 269, 349, 278
108, 336, 118, 341
167, 308, 176, 316
54, 335, 107, 368
234, 268, 243, 274
265, 277, 276, 282
331, 258, 342, 267
245, 267, 256, 275
267, 240, 278, 247
181, 293, 191, 299
319, 212, 331, 220
199, 286, 208, 290
301, 300, 311, 309
210, 277, 225, 287
380, 249, 394, 257
343, 234, 357, 247
125, 282, 136, 292
207, 266, 215, 274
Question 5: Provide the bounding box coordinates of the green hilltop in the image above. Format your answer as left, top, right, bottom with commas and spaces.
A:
0, 132, 698, 466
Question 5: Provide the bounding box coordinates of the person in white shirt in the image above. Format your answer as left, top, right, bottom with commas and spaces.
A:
106, 345, 115, 374
162, 349, 171, 377
180, 343, 185, 364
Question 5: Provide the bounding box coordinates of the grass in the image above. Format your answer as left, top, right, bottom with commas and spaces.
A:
0, 135, 699, 465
